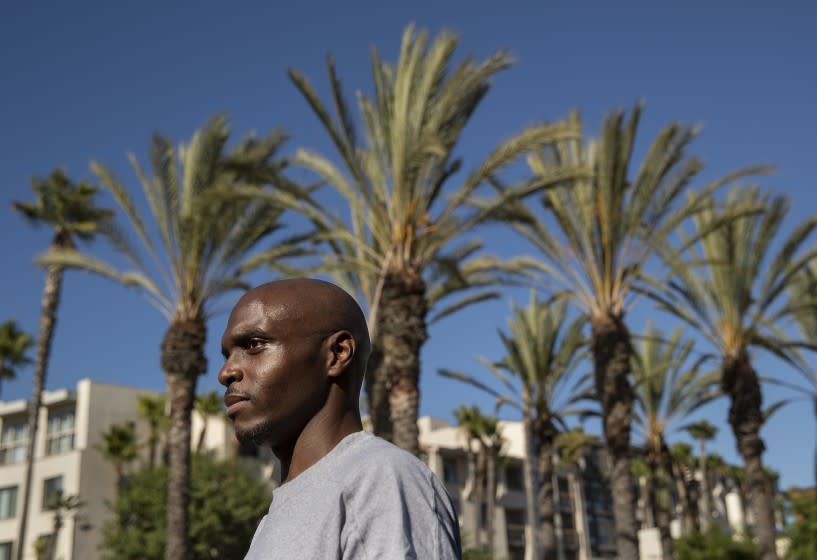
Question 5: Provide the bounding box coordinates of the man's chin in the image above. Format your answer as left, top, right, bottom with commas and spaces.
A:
235, 419, 276, 447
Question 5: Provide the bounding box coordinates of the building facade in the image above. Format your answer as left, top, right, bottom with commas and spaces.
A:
0, 379, 254, 560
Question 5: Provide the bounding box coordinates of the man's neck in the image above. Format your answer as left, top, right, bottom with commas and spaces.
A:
274, 407, 363, 483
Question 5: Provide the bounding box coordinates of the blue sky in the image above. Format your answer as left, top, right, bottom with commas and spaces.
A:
1, 1, 815, 489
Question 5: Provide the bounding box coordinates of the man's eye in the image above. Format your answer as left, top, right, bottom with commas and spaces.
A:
247, 338, 265, 351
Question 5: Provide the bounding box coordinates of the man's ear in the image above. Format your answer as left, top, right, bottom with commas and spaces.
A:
326, 330, 355, 377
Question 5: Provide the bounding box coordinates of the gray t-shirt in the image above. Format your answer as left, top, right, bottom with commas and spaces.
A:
244, 431, 462, 559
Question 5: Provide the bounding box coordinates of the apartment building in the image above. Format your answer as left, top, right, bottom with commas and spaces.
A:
0, 379, 253, 560
418, 417, 617, 560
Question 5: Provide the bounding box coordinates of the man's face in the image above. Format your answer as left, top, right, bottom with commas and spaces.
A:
218, 294, 329, 448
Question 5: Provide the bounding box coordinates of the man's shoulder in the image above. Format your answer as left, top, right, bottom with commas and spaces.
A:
338, 431, 428, 470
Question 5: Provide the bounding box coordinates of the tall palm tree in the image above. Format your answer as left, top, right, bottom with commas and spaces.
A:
485, 103, 761, 558
137, 394, 168, 468
11, 169, 112, 560
97, 422, 139, 493
441, 295, 587, 560
40, 117, 304, 560
286, 24, 583, 454
631, 323, 719, 558
0, 320, 34, 398
646, 186, 817, 560
684, 419, 718, 529
194, 390, 223, 453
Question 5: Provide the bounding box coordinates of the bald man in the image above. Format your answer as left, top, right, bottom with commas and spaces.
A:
219, 279, 462, 559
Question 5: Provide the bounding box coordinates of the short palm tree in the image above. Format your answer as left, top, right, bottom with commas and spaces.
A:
12, 169, 112, 560
42, 490, 82, 560
441, 295, 587, 560
40, 116, 304, 560
486, 103, 762, 558
454, 405, 504, 553
0, 320, 34, 398
647, 186, 817, 560
137, 394, 168, 468
669, 442, 699, 532
684, 419, 718, 529
194, 390, 222, 453
286, 24, 583, 454
631, 323, 719, 558
97, 422, 139, 493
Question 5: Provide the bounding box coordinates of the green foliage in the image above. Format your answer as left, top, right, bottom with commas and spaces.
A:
674, 527, 758, 560
12, 168, 114, 245
101, 455, 270, 560
785, 492, 817, 560
0, 320, 34, 393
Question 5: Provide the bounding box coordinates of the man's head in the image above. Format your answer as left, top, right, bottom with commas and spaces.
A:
218, 278, 371, 449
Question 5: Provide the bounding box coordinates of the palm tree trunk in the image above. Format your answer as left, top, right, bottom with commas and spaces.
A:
161, 318, 207, 560
16, 263, 63, 560
722, 353, 778, 560
590, 313, 638, 559
475, 446, 486, 548
698, 438, 711, 529
648, 447, 673, 560
365, 345, 393, 441
522, 402, 542, 560
534, 418, 558, 560
196, 419, 208, 453
377, 272, 428, 456
148, 430, 159, 468
486, 446, 496, 556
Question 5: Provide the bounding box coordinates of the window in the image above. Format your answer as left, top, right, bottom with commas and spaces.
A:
505, 464, 524, 490
443, 457, 458, 484
42, 476, 63, 511
46, 409, 75, 455
0, 542, 12, 560
0, 420, 28, 465
0, 487, 17, 519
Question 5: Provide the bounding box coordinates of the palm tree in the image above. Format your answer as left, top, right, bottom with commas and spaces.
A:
97, 422, 139, 493
42, 490, 81, 560
137, 394, 168, 468
480, 415, 504, 557
684, 420, 718, 529
0, 320, 34, 398
286, 24, 583, 454
670, 442, 699, 533
454, 406, 504, 553
485, 103, 758, 559
631, 323, 719, 558
11, 169, 112, 560
39, 117, 304, 560
455, 405, 486, 549
194, 390, 222, 453
646, 186, 817, 560
441, 295, 587, 560
554, 428, 596, 560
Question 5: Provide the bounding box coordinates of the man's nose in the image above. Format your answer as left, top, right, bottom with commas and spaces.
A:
218, 358, 243, 386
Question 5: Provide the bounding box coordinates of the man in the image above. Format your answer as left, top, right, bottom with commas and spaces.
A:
219, 278, 462, 559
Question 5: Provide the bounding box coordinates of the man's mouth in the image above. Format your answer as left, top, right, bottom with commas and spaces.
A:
224, 393, 250, 416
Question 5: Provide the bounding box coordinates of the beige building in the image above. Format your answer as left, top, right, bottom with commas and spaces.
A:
418, 417, 617, 560
0, 379, 250, 560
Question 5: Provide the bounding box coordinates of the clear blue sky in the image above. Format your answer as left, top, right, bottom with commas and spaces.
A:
2, 1, 815, 489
